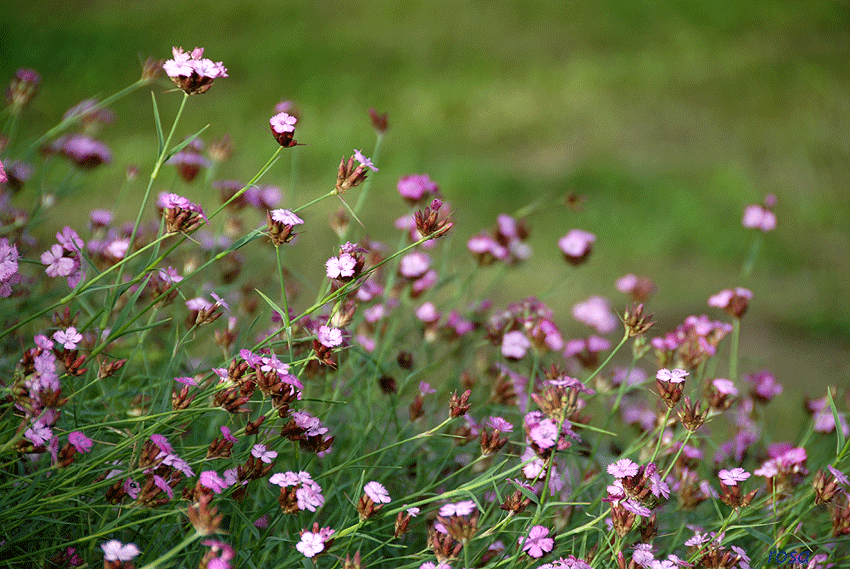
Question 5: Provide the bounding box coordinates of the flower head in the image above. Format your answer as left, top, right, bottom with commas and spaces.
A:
718, 468, 751, 486
101, 540, 140, 562
558, 229, 595, 265
607, 458, 639, 479
364, 481, 391, 504
519, 525, 554, 558
164, 46, 227, 94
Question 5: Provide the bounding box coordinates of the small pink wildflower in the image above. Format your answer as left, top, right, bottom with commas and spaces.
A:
175, 376, 197, 386
364, 481, 391, 504
502, 330, 531, 359
354, 149, 378, 171
270, 208, 304, 225
718, 468, 750, 486
656, 368, 688, 383
199, 471, 227, 493
572, 295, 617, 334
52, 327, 82, 350
270, 112, 297, 134
317, 325, 343, 348
68, 431, 93, 453
325, 253, 357, 279
101, 540, 140, 562
251, 444, 277, 463
519, 525, 554, 558
41, 244, 75, 278
439, 500, 476, 517
607, 458, 639, 479
487, 416, 514, 433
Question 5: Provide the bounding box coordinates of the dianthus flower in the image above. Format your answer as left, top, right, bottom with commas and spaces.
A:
101, 540, 140, 562
164, 46, 227, 95
572, 295, 617, 334
439, 500, 476, 517
317, 325, 343, 348
397, 174, 439, 203
325, 253, 357, 279
270, 112, 299, 147
502, 330, 531, 359
708, 287, 753, 318
607, 458, 639, 479
251, 444, 277, 464
558, 229, 595, 265
364, 481, 391, 504
53, 327, 82, 350
199, 470, 227, 493
656, 368, 688, 383
519, 525, 554, 558
295, 526, 334, 558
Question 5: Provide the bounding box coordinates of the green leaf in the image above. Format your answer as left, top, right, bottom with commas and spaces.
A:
151, 91, 164, 154
509, 478, 540, 505
827, 387, 845, 455
163, 124, 210, 163
742, 525, 774, 546
254, 288, 287, 322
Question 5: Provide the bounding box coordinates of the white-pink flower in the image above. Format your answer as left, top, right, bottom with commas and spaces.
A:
364, 481, 391, 504
53, 327, 82, 350
101, 540, 140, 562
519, 525, 554, 558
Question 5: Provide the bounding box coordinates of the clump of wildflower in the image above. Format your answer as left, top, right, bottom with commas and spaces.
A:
270, 470, 325, 513
707, 287, 752, 318
655, 367, 688, 408
270, 112, 299, 147
334, 150, 376, 194
558, 229, 595, 266
157, 192, 207, 234
163, 46, 227, 95
266, 208, 304, 245
742, 194, 777, 232
325, 242, 366, 283
437, 500, 479, 543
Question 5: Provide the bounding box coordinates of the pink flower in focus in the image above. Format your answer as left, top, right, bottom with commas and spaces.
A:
439, 500, 476, 517
354, 149, 378, 172
529, 418, 558, 449
317, 325, 343, 348
101, 540, 140, 562
69, 431, 93, 453
251, 444, 277, 463
364, 481, 391, 504
326, 253, 357, 279
53, 327, 82, 350
607, 458, 639, 479
718, 468, 750, 486
656, 368, 688, 383
487, 416, 514, 433
270, 112, 297, 134
199, 471, 227, 493
270, 208, 304, 225
519, 525, 554, 558
41, 244, 75, 278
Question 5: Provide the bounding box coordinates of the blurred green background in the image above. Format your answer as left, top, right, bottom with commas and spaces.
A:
2, 1, 848, 414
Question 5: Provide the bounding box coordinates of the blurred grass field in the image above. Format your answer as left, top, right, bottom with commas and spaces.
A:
2, 0, 848, 403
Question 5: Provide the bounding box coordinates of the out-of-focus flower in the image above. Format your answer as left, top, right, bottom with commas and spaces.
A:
708, 287, 752, 318
742, 195, 776, 232
6, 68, 40, 109
368, 107, 388, 133
572, 295, 617, 334
164, 46, 227, 95
397, 174, 439, 204
101, 540, 140, 562
166, 138, 210, 182
501, 330, 530, 360
558, 229, 595, 265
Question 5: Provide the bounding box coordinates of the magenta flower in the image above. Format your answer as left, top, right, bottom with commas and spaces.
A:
364, 481, 391, 504
529, 418, 559, 449
656, 368, 688, 383
68, 431, 93, 453
438, 500, 476, 517
354, 149, 378, 172
0, 159, 6, 184
487, 416, 514, 433
519, 525, 554, 558
101, 540, 140, 562
397, 174, 439, 202
622, 499, 652, 518
52, 327, 82, 350
632, 543, 655, 566
175, 376, 198, 386
199, 470, 227, 493
828, 465, 849, 486
607, 458, 639, 479
501, 330, 531, 360
251, 444, 278, 463
718, 467, 751, 486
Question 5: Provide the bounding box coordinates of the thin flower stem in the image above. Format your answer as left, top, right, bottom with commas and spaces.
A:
729, 317, 740, 383
661, 428, 693, 480
138, 531, 203, 569
649, 406, 673, 465
275, 244, 294, 360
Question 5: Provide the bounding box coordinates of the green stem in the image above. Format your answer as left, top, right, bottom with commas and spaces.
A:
729, 317, 740, 383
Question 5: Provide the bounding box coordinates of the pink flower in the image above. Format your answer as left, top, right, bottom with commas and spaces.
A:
529, 418, 558, 449
712, 378, 738, 395
607, 458, 639, 479
69, 431, 93, 453
742, 203, 776, 232
502, 330, 531, 359
558, 229, 595, 264
438, 500, 476, 517
399, 251, 430, 278
295, 527, 334, 558
101, 540, 140, 562
326, 253, 357, 279
364, 481, 391, 504
354, 149, 378, 172
317, 325, 343, 348
270, 208, 304, 225
41, 244, 75, 277
718, 467, 750, 486
572, 296, 617, 334
397, 174, 438, 202
251, 444, 277, 463
199, 471, 227, 493
487, 416, 514, 433
220, 426, 238, 443
175, 376, 198, 386
519, 525, 554, 558
270, 112, 297, 134
656, 368, 688, 383
53, 327, 82, 350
